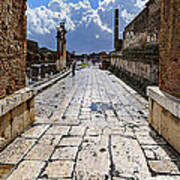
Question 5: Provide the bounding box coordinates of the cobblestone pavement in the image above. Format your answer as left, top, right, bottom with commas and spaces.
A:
0, 67, 180, 180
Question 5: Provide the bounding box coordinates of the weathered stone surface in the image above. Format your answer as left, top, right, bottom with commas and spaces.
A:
74, 135, 110, 179
149, 160, 180, 175
6, 161, 45, 180
38, 134, 61, 146
0, 138, 35, 164
25, 144, 54, 160
11, 103, 26, 138
21, 124, 49, 139
59, 136, 82, 146
111, 135, 151, 179
143, 145, 180, 161
51, 147, 78, 160
0, 113, 11, 149
46, 125, 70, 135
42, 160, 74, 178
69, 126, 86, 136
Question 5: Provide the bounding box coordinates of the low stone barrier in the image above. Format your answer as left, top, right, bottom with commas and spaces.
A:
0, 87, 34, 151
147, 87, 180, 153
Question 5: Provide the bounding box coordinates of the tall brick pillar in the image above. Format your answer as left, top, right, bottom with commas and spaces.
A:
0, 0, 27, 98
114, 9, 119, 51
159, 0, 180, 98
147, 0, 180, 153
56, 22, 67, 71
57, 31, 61, 60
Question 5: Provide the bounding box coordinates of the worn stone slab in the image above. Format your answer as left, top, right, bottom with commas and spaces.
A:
143, 145, 180, 161
0, 138, 35, 164
7, 160, 45, 180
38, 134, 61, 146
41, 160, 74, 178
69, 126, 86, 136
86, 126, 102, 136
59, 136, 82, 146
51, 147, 78, 160
111, 135, 151, 179
25, 144, 54, 160
45, 125, 70, 135
136, 133, 167, 145
21, 124, 50, 139
74, 135, 110, 179
148, 160, 180, 175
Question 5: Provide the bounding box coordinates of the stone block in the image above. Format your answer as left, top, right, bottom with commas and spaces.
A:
11, 103, 26, 138
29, 107, 35, 125
0, 113, 11, 150
151, 101, 162, 134
148, 87, 180, 153
161, 109, 180, 153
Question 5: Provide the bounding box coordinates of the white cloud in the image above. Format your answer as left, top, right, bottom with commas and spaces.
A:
135, 0, 149, 9
27, 0, 145, 53
121, 9, 135, 24
96, 34, 100, 39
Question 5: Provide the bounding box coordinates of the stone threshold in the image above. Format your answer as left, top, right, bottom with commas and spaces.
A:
0, 87, 33, 117
147, 86, 180, 119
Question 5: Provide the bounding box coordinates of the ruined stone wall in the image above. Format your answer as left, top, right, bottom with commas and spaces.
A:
0, 0, 27, 98
159, 0, 180, 98
123, 0, 160, 49
111, 56, 158, 85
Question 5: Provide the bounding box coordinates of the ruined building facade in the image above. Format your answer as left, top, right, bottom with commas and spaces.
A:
123, 0, 160, 49
0, 0, 27, 98
111, 0, 160, 94
56, 22, 67, 71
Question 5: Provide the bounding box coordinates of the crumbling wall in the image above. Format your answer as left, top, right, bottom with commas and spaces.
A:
110, 55, 158, 95
0, 0, 27, 98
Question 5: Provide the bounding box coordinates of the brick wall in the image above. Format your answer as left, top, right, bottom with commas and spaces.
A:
0, 0, 27, 99
159, 0, 180, 98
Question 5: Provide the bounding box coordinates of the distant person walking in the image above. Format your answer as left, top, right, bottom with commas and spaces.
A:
72, 60, 76, 76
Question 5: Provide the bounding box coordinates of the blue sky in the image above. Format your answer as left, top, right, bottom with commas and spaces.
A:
27, 0, 148, 54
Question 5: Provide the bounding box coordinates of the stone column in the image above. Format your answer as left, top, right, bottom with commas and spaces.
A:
147, 0, 180, 153
159, 0, 180, 98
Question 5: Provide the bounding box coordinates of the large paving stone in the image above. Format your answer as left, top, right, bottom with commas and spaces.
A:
38, 134, 61, 146
7, 160, 45, 180
143, 145, 180, 161
51, 146, 78, 160
45, 125, 70, 135
0, 138, 35, 164
25, 144, 54, 160
111, 135, 151, 179
42, 160, 74, 178
21, 124, 50, 139
59, 136, 82, 146
69, 126, 86, 136
148, 160, 180, 175
74, 135, 110, 179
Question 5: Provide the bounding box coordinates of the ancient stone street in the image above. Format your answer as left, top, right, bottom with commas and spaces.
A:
1, 67, 180, 180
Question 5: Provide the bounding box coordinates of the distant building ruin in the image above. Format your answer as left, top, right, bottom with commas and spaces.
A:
56, 22, 67, 71
110, 0, 160, 95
